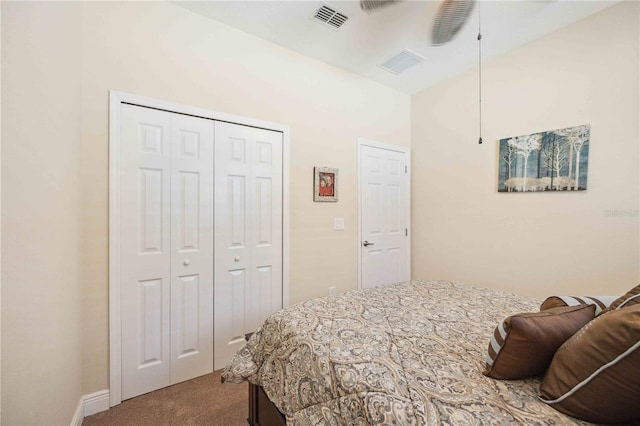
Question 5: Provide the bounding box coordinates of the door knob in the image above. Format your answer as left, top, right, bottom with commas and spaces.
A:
234, 256, 241, 262
363, 241, 374, 247
183, 259, 191, 266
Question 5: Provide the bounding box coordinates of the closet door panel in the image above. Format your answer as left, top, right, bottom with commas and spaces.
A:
251, 130, 283, 320
120, 104, 172, 400
214, 123, 251, 370
214, 122, 283, 370
170, 113, 214, 384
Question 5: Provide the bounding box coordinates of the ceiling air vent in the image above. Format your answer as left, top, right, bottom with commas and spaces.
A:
379, 49, 425, 75
310, 3, 349, 31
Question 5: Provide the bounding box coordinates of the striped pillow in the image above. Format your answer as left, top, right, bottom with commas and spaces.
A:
604, 284, 640, 312
540, 295, 617, 316
483, 304, 595, 380
539, 304, 640, 423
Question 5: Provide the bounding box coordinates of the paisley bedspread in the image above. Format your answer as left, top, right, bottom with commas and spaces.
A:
222, 280, 588, 425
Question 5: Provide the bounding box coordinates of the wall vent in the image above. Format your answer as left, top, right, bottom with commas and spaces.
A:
379, 49, 425, 75
310, 3, 349, 31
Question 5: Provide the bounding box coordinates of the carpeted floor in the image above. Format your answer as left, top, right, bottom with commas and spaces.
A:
83, 370, 247, 425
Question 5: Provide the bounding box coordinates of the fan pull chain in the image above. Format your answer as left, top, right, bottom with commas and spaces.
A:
478, 1, 483, 145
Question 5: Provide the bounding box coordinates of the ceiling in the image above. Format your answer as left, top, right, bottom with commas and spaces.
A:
173, 0, 617, 95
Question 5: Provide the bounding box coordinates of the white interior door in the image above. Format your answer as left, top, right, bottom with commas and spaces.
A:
214, 122, 283, 370
120, 105, 214, 400
359, 142, 410, 289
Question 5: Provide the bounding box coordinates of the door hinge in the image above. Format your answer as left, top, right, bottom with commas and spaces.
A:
405, 228, 408, 236
405, 165, 407, 173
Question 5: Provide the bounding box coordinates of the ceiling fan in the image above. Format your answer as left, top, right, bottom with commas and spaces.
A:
361, 0, 484, 144
360, 0, 476, 46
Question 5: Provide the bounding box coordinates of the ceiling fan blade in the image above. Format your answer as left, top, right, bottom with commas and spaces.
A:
432, 0, 476, 46
360, 0, 401, 13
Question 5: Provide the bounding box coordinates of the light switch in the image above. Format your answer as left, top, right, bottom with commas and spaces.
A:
334, 217, 345, 231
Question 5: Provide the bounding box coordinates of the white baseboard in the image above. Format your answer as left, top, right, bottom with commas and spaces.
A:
83, 389, 110, 417
69, 389, 110, 426
70, 397, 83, 426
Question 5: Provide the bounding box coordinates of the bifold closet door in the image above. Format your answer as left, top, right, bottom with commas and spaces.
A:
213, 122, 283, 370
120, 104, 214, 400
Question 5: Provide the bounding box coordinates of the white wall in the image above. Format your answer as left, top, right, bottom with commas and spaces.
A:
79, 2, 410, 395
412, 1, 640, 299
1, 2, 83, 424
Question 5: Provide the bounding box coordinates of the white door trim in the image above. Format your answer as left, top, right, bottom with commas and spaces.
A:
357, 138, 411, 290
109, 90, 290, 406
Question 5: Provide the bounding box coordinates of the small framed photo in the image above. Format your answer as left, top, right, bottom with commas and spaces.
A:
314, 167, 338, 202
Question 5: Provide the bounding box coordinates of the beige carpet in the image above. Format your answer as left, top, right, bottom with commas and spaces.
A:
83, 370, 247, 426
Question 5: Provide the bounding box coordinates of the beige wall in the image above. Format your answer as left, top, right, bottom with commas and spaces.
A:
412, 2, 639, 299
1, 3, 3, 423
79, 2, 410, 394
1, 2, 83, 424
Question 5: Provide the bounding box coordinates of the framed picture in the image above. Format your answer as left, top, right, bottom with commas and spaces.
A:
498, 124, 590, 192
314, 167, 338, 202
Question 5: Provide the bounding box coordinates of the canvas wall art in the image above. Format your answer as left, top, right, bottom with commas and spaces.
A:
498, 124, 590, 192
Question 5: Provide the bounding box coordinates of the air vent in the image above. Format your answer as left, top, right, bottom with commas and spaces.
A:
378, 49, 425, 75
310, 3, 349, 31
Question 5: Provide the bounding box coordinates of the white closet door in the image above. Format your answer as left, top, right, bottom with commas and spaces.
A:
121, 105, 172, 399
120, 105, 214, 400
214, 122, 283, 370
169, 114, 214, 384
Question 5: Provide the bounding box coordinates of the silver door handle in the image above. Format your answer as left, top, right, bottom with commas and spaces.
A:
363, 241, 374, 247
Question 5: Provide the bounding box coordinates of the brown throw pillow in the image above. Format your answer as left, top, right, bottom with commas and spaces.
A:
540, 296, 617, 316
539, 304, 640, 424
483, 304, 595, 380
604, 283, 640, 313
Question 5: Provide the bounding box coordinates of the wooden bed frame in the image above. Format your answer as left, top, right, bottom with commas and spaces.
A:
248, 382, 287, 426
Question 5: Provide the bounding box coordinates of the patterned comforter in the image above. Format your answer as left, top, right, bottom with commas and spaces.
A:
222, 280, 588, 425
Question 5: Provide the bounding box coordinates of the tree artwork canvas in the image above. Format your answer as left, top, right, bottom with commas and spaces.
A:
498, 125, 590, 192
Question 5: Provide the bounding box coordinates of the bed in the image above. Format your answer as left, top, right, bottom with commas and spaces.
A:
222, 280, 590, 425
